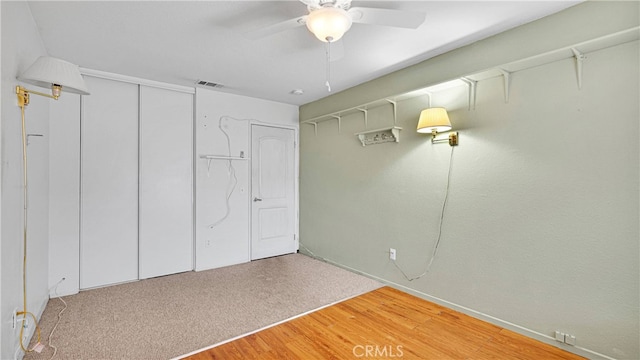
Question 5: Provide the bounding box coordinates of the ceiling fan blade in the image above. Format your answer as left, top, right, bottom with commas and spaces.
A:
348, 7, 426, 29
244, 15, 307, 40
298, 0, 320, 9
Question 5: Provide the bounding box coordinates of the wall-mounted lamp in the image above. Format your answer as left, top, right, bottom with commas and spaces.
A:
416, 107, 458, 146
14, 56, 89, 354
16, 56, 90, 107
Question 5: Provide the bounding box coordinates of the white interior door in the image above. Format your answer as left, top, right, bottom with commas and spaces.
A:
80, 77, 139, 289
251, 125, 296, 260
139, 86, 194, 279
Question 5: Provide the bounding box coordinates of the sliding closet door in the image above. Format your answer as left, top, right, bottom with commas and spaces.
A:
138, 86, 193, 279
80, 77, 139, 289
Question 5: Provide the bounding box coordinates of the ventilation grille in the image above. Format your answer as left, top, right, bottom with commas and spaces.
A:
195, 80, 223, 88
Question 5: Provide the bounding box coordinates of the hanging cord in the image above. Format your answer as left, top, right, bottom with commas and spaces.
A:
205, 114, 272, 228
47, 279, 67, 360
325, 40, 332, 92
18, 104, 42, 353
208, 116, 239, 228
393, 145, 455, 281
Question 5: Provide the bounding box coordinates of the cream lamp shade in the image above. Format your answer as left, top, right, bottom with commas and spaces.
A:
306, 6, 353, 42
18, 56, 89, 95
417, 107, 452, 133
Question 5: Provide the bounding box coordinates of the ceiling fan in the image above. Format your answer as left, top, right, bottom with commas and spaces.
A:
247, 0, 427, 43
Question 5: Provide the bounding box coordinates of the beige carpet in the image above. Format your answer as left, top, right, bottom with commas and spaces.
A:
25, 254, 381, 360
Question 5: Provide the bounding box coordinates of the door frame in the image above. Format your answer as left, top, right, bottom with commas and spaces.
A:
249, 123, 299, 260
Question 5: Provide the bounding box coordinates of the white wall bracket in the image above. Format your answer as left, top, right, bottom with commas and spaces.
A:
498, 68, 511, 103
332, 115, 342, 133
199, 154, 249, 161
26, 133, 43, 145
461, 77, 478, 110
571, 47, 586, 89
386, 99, 397, 125
305, 121, 318, 136
357, 108, 368, 129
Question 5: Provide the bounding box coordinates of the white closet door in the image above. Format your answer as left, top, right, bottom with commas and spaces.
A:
139, 86, 193, 279
80, 77, 139, 289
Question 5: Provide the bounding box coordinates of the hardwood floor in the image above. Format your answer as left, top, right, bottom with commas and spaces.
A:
183, 286, 585, 360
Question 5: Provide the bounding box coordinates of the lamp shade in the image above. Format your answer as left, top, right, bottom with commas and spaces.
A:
306, 6, 352, 42
18, 56, 89, 95
417, 107, 452, 133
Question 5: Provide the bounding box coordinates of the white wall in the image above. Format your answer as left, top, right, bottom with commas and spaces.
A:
195, 88, 298, 270
299, 39, 639, 360
1, 2, 51, 359
48, 94, 80, 297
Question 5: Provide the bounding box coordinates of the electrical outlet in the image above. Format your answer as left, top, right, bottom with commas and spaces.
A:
389, 248, 396, 260
554, 330, 576, 345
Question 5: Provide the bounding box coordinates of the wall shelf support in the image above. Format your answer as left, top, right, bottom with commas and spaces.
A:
304, 121, 318, 137
386, 99, 397, 125
332, 115, 342, 133
199, 154, 248, 160
571, 47, 585, 89
357, 108, 368, 129
461, 77, 478, 110
498, 68, 511, 103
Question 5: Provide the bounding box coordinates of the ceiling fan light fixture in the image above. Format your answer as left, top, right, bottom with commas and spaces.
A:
306, 6, 352, 42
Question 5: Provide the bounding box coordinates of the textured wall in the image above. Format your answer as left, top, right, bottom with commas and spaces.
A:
195, 88, 299, 271
299, 38, 638, 360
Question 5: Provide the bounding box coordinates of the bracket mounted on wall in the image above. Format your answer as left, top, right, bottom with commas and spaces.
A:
304, 121, 318, 137
571, 47, 586, 89
355, 126, 402, 146
332, 115, 342, 133
357, 108, 368, 129
498, 68, 511, 103
461, 77, 478, 110
386, 99, 397, 125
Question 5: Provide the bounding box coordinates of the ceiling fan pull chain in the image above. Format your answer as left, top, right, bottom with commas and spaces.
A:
325, 39, 332, 92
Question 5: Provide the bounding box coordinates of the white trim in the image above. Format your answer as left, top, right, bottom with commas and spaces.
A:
80, 68, 195, 94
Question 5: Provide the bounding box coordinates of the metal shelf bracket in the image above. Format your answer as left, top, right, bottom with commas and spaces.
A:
304, 121, 318, 137
357, 108, 368, 129
571, 47, 586, 89
461, 77, 478, 110
498, 68, 511, 103
332, 115, 342, 133
386, 99, 397, 125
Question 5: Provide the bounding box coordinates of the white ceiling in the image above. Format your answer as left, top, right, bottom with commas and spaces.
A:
27, 1, 581, 106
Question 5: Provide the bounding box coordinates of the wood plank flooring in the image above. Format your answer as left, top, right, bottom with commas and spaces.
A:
183, 286, 585, 360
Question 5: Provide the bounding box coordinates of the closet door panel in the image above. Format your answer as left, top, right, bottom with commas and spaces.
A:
139, 86, 193, 279
80, 77, 139, 289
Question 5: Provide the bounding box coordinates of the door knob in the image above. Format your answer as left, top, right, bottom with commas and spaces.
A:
253, 197, 263, 202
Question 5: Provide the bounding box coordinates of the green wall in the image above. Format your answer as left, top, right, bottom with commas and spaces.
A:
299, 2, 639, 359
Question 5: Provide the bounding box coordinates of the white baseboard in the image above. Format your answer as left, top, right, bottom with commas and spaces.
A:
300, 251, 615, 360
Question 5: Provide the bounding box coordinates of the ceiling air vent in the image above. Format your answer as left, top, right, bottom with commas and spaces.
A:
195, 80, 223, 88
